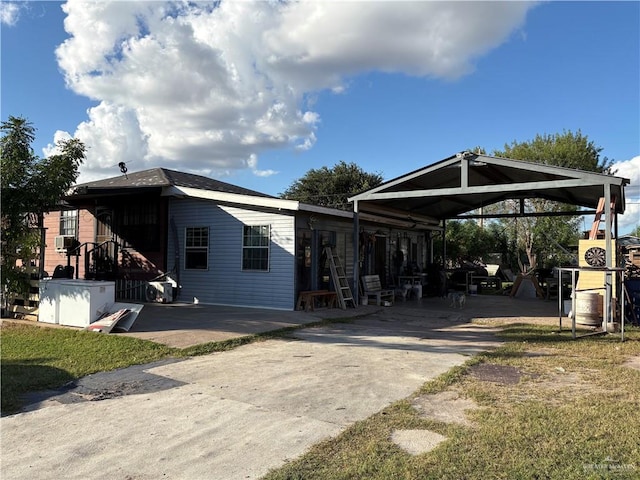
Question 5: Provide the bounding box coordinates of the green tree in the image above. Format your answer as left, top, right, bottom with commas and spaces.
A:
1, 116, 85, 298
492, 130, 611, 272
435, 220, 503, 268
280, 161, 383, 210
629, 225, 640, 238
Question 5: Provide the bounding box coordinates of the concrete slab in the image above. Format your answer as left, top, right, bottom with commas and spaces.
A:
1, 296, 559, 479
118, 294, 559, 349
117, 301, 377, 348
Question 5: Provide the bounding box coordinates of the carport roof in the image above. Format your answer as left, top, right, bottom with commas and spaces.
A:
349, 152, 630, 225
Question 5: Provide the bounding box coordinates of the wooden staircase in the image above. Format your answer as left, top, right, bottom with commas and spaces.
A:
324, 246, 355, 309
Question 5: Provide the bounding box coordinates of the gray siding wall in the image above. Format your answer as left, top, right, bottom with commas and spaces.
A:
167, 199, 296, 310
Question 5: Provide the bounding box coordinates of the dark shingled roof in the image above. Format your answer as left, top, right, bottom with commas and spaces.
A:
71, 167, 275, 198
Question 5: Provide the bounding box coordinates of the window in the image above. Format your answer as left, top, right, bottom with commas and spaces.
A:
242, 225, 270, 271
119, 202, 159, 250
60, 210, 78, 236
185, 227, 209, 270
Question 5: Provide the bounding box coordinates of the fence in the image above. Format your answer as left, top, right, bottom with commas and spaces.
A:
115, 279, 148, 302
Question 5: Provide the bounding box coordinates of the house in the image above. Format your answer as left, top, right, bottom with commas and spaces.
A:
42, 168, 437, 311
36, 152, 632, 318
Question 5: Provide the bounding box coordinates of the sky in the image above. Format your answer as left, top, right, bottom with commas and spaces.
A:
2, 0, 639, 233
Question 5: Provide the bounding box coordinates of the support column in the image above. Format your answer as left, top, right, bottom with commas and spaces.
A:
604, 184, 613, 330
352, 200, 360, 304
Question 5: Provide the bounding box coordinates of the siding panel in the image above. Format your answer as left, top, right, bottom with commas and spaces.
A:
168, 199, 295, 310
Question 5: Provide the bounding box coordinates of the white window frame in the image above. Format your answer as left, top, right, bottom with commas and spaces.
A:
60, 210, 78, 236
185, 226, 209, 270
242, 225, 270, 272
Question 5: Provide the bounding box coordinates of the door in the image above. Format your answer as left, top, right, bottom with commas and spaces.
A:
296, 228, 313, 293
93, 208, 117, 279
374, 235, 387, 285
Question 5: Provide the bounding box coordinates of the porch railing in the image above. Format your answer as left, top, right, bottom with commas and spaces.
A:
63, 240, 119, 281
115, 279, 148, 302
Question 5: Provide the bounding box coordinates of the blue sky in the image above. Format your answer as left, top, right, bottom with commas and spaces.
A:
2, 1, 639, 232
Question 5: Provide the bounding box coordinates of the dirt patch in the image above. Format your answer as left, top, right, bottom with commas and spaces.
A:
468, 363, 525, 385
484, 364, 607, 406
390, 429, 447, 456
394, 390, 480, 455
622, 355, 640, 371
412, 390, 479, 426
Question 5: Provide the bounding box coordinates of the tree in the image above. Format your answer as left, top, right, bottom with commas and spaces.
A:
492, 130, 612, 272
436, 220, 502, 268
1, 116, 85, 298
280, 161, 383, 210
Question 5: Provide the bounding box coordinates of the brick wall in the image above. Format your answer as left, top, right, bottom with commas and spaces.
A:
42, 209, 95, 278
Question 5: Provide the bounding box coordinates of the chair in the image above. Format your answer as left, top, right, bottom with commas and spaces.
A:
361, 275, 394, 306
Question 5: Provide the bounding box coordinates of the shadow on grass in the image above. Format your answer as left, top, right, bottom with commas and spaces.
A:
496, 323, 592, 343
1, 362, 75, 414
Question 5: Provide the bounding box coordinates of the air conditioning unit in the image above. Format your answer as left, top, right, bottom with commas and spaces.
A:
54, 235, 76, 252
145, 281, 173, 303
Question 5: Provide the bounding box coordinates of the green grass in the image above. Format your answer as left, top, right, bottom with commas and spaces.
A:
0, 323, 178, 413
264, 324, 640, 480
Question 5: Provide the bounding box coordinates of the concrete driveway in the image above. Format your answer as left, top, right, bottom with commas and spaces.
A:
1, 297, 557, 479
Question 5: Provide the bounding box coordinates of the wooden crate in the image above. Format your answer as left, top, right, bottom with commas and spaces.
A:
5, 266, 39, 321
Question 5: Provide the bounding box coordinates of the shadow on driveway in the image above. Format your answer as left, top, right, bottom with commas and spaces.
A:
120, 294, 559, 349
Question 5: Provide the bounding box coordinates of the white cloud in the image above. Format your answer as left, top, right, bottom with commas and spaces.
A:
0, 2, 21, 26
615, 155, 640, 198
55, 0, 534, 181
42, 130, 72, 157
248, 154, 277, 178
613, 155, 640, 233
73, 103, 150, 182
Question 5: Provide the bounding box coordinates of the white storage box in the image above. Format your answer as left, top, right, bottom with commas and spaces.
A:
39, 279, 115, 327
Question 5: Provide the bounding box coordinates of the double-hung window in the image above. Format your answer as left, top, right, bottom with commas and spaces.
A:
242, 225, 270, 271
60, 210, 78, 236
185, 227, 209, 270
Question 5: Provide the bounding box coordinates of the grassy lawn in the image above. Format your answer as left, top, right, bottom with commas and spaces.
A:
264, 323, 640, 480
0, 323, 179, 413
2, 319, 639, 478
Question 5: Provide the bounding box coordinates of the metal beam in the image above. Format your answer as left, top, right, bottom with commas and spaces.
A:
361, 178, 597, 201
456, 209, 596, 220
349, 155, 461, 200
356, 203, 440, 225
461, 158, 469, 188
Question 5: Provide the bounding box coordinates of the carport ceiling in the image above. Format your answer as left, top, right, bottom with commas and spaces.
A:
349, 152, 629, 225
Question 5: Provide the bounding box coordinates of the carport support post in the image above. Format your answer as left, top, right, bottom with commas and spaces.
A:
353, 200, 360, 305
442, 220, 447, 270
604, 184, 613, 331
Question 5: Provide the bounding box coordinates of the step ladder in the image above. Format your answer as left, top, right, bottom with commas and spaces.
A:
324, 246, 355, 309
589, 196, 616, 239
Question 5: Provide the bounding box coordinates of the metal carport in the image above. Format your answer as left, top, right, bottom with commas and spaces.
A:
349, 151, 630, 325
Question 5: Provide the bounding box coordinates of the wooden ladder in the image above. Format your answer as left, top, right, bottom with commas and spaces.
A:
589, 196, 616, 239
324, 246, 355, 309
